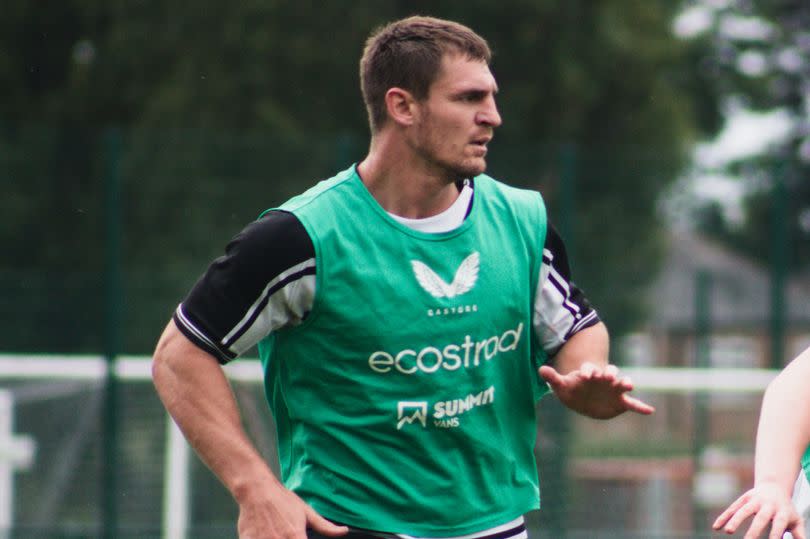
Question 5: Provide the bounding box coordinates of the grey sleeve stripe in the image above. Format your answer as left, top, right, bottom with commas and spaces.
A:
533, 248, 594, 353
568, 310, 599, 337
222, 258, 316, 345
226, 273, 316, 356
174, 303, 235, 362
175, 304, 218, 349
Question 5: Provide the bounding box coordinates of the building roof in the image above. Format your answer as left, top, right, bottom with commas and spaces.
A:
646, 228, 810, 329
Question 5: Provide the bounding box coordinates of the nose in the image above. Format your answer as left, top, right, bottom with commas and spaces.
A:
475, 97, 502, 128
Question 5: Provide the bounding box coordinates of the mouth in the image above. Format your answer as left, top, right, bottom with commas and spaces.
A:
469, 137, 491, 155
470, 135, 492, 147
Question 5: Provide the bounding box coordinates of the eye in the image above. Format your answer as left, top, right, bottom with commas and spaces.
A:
459, 91, 485, 103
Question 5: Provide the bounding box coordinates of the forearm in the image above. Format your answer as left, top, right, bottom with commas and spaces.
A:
551, 322, 609, 374
152, 321, 281, 502
754, 347, 810, 491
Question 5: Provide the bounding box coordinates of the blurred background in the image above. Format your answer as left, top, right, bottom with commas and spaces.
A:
1, 0, 809, 537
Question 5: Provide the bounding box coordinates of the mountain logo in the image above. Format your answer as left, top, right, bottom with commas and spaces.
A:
397, 401, 428, 429
411, 252, 480, 299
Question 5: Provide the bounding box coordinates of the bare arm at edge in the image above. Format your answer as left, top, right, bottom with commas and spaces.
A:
151, 320, 348, 539
713, 348, 810, 539
538, 322, 655, 419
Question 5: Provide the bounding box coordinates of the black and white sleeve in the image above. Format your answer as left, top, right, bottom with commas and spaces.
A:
173, 210, 316, 363
533, 223, 600, 357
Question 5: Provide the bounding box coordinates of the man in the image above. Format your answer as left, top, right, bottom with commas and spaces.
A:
152, 15, 654, 539
713, 347, 810, 539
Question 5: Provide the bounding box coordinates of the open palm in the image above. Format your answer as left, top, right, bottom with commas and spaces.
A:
538, 363, 654, 419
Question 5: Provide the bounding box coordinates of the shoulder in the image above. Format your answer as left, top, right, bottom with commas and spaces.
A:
277, 165, 357, 214
473, 174, 546, 220
201, 210, 314, 294
227, 210, 314, 270
239, 209, 310, 245
475, 174, 543, 201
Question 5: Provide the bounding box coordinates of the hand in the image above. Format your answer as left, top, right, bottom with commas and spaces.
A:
713, 483, 805, 539
237, 484, 349, 539
538, 362, 654, 419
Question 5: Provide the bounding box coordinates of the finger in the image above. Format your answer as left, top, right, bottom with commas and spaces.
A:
538, 365, 564, 387
714, 494, 750, 529
790, 519, 807, 539
306, 506, 349, 536
579, 362, 598, 378
742, 507, 775, 539
712, 512, 733, 531
610, 375, 634, 391
769, 511, 792, 539
722, 502, 760, 536
621, 394, 655, 415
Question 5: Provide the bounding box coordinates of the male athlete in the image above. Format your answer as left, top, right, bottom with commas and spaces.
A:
713, 346, 810, 539
152, 16, 654, 539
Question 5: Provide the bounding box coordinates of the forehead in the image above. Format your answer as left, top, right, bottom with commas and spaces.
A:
431, 54, 498, 94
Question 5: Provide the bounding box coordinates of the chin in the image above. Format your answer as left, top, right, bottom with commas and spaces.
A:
434, 158, 486, 182
460, 159, 487, 178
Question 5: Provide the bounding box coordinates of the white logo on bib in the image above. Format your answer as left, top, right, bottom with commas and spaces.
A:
397, 402, 428, 429
411, 252, 479, 298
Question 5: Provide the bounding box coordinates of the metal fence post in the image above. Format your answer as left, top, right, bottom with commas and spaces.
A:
102, 128, 122, 539
770, 168, 787, 368
692, 269, 712, 535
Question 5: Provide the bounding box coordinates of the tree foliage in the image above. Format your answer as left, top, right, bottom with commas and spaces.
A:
683, 0, 810, 273
2, 0, 720, 351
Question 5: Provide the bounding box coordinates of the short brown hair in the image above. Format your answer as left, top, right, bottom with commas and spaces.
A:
360, 16, 492, 132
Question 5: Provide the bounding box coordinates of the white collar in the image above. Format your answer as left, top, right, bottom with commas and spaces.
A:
388, 181, 473, 233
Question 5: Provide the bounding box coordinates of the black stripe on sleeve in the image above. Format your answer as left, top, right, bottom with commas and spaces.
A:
222, 264, 316, 348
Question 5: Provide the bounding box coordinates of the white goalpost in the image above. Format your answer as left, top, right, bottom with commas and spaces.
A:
0, 355, 261, 539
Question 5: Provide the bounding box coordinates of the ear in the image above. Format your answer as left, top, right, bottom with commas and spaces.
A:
384, 87, 418, 127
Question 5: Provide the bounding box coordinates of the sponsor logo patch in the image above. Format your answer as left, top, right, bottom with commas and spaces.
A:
369, 323, 523, 375
396, 386, 496, 430
396, 401, 428, 430
411, 252, 479, 299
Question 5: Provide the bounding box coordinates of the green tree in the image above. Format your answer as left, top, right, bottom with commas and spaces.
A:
3, 0, 720, 344
680, 1, 810, 272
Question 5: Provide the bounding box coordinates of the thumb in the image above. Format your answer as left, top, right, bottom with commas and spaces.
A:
305, 506, 349, 537
538, 365, 563, 387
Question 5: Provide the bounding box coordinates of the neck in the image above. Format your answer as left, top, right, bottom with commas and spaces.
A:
357, 132, 462, 219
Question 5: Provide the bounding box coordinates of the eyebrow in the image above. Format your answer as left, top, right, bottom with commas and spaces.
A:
453, 84, 499, 99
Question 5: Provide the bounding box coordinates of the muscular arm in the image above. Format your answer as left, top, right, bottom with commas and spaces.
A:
153, 321, 278, 503
713, 348, 810, 538
152, 322, 347, 539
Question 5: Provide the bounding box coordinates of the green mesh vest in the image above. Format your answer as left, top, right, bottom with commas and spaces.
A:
258, 165, 549, 536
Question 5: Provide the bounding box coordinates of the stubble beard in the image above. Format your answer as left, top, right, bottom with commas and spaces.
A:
444, 153, 487, 183
417, 135, 487, 183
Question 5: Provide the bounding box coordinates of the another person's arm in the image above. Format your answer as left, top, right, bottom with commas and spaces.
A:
713, 347, 810, 539
533, 224, 654, 419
